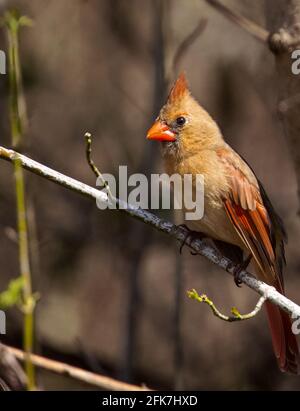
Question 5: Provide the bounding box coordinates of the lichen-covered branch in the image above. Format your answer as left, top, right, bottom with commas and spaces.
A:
0, 145, 300, 318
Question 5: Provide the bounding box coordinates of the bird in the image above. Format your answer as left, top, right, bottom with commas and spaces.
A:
146, 72, 299, 374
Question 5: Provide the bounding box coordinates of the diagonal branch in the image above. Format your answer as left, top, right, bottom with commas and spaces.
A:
172, 19, 207, 74
0, 145, 300, 318
2, 344, 150, 391
205, 0, 269, 43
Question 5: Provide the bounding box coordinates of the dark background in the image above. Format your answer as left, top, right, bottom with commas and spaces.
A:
0, 0, 300, 390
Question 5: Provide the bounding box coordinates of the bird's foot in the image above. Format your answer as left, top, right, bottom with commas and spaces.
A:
233, 254, 252, 287
177, 224, 205, 255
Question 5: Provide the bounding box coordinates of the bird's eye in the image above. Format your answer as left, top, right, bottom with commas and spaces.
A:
175, 116, 186, 126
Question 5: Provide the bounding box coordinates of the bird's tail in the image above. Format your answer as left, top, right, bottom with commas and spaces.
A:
264, 279, 299, 374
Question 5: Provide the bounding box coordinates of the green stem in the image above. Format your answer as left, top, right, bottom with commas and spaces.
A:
6, 15, 26, 147
3, 10, 35, 390
23, 295, 35, 389
14, 159, 35, 389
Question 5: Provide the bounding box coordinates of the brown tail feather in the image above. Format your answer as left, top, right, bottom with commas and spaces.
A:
252, 251, 300, 374
265, 299, 299, 374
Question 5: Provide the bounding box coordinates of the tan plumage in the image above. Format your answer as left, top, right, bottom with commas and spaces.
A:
147, 73, 299, 374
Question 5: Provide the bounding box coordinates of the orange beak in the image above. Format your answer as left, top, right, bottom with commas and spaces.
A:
146, 120, 176, 142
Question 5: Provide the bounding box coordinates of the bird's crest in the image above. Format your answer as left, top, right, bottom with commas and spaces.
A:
167, 72, 189, 104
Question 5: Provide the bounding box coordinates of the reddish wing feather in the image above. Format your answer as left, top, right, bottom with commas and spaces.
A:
217, 147, 299, 374
217, 147, 276, 282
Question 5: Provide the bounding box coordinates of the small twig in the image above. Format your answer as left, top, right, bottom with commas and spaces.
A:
205, 0, 269, 43
173, 19, 207, 74
2, 345, 150, 391
188, 289, 266, 322
84, 132, 114, 202
85, 132, 101, 179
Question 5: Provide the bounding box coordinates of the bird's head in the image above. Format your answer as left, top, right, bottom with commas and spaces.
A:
146, 72, 223, 158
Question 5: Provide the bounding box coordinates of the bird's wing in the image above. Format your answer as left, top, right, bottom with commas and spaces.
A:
216, 146, 280, 285
216, 146, 299, 373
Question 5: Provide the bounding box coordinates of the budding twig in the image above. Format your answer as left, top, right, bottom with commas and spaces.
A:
188, 289, 266, 322
84, 132, 114, 203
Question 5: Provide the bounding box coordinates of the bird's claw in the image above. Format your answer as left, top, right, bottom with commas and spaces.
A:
177, 224, 204, 254
233, 254, 252, 288
234, 270, 243, 287
179, 230, 189, 254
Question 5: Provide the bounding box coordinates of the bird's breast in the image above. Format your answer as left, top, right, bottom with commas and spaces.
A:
168, 151, 245, 249
185, 194, 243, 248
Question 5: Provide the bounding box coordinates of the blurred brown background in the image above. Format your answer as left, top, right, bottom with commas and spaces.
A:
0, 0, 300, 390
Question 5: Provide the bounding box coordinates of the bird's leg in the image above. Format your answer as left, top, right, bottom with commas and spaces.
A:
177, 224, 206, 254
233, 254, 252, 287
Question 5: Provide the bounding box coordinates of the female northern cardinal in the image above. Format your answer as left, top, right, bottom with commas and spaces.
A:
146, 73, 299, 374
